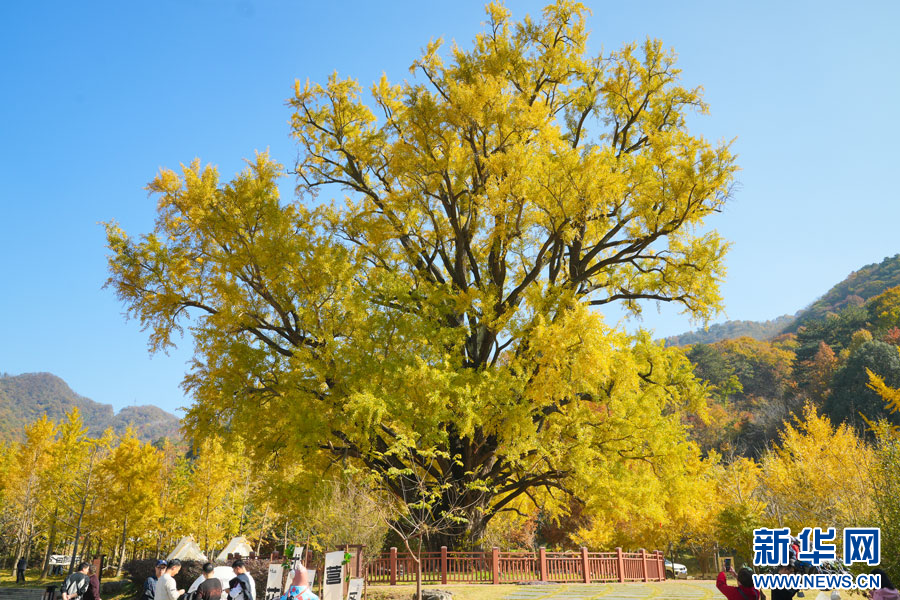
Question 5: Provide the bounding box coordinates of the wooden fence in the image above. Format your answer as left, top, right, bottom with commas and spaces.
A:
366, 547, 665, 585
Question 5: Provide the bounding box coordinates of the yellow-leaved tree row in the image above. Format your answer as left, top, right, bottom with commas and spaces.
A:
104, 0, 737, 549
0, 410, 287, 575
1, 401, 885, 573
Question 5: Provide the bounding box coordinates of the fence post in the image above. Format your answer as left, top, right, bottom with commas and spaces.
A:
492, 547, 500, 585
390, 547, 398, 586
640, 549, 648, 582
539, 547, 547, 582
581, 547, 590, 584
441, 546, 448, 585
616, 547, 625, 583
658, 551, 665, 581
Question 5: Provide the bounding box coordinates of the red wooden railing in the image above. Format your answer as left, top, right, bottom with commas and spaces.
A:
366, 547, 665, 585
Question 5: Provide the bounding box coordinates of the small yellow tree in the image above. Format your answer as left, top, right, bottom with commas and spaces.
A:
98, 429, 163, 574
188, 435, 238, 556
715, 457, 765, 564
7, 416, 56, 575
759, 404, 874, 532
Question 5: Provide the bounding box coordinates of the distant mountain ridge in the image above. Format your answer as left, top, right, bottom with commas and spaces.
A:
666, 254, 900, 346
0, 372, 181, 443
665, 314, 798, 346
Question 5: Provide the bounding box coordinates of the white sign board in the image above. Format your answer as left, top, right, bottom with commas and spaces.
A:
265, 563, 284, 600
322, 551, 344, 600
284, 547, 311, 593
345, 578, 363, 600
286, 546, 304, 588
291, 546, 304, 568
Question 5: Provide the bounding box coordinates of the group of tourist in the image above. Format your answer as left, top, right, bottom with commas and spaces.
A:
142, 559, 255, 600
51, 551, 318, 600
59, 562, 99, 600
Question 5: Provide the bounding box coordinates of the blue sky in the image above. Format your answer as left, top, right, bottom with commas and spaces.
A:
1, 0, 898, 416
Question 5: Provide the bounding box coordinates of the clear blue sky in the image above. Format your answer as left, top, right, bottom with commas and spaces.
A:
1, 0, 898, 416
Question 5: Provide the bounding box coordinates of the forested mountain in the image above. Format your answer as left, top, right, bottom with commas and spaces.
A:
665, 315, 797, 346
667, 254, 900, 346
0, 372, 180, 442
785, 254, 900, 332
679, 256, 900, 457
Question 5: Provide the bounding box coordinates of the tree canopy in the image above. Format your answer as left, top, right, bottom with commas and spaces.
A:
106, 1, 736, 547
827, 340, 900, 429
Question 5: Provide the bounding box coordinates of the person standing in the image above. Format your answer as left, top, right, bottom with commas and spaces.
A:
155, 559, 185, 600
87, 565, 102, 600
770, 565, 798, 600
144, 561, 168, 600
61, 562, 92, 600
717, 566, 766, 600
16, 557, 26, 584
187, 563, 216, 598
226, 560, 256, 600
278, 565, 318, 600
196, 576, 224, 600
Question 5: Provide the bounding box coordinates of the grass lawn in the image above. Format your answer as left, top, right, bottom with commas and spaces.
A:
0, 569, 130, 600
366, 583, 520, 600
0, 569, 65, 588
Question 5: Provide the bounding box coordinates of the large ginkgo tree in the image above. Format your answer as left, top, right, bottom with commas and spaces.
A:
107, 1, 737, 548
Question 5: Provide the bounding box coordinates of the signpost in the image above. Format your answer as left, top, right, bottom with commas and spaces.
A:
345, 578, 363, 600
265, 563, 284, 600
322, 551, 344, 600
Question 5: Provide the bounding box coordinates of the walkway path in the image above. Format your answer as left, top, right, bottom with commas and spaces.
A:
501, 581, 719, 600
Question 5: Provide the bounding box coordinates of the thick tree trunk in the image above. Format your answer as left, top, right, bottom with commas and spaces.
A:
429, 510, 489, 551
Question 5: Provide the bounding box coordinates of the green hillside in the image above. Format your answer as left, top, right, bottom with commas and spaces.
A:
0, 372, 180, 442
666, 254, 900, 345
785, 254, 900, 332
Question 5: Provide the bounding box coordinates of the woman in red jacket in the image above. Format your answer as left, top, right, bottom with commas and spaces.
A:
717, 566, 766, 600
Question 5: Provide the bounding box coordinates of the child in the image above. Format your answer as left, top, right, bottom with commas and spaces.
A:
717, 566, 767, 600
